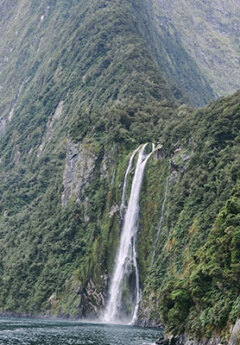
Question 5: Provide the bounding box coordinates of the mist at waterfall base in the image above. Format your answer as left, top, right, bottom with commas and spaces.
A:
103, 144, 156, 325
0, 316, 163, 345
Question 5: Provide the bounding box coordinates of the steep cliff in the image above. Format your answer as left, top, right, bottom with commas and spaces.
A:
0, 1, 239, 344
0, 0, 182, 315
138, 91, 240, 344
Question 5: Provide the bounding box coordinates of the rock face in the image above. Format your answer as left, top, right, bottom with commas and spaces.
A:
156, 319, 240, 345
160, 319, 240, 345
61, 139, 98, 207
0, 80, 26, 138
38, 100, 64, 157
51, 273, 108, 319
156, 334, 222, 345
230, 319, 240, 345
174, 335, 221, 345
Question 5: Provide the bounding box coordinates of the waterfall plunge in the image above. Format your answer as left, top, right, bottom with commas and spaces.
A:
103, 143, 155, 325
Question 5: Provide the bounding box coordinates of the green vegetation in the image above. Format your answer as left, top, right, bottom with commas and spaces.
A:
141, 91, 240, 341
160, 182, 240, 340
0, 1, 239, 343
141, 0, 215, 107
153, 0, 240, 97
0, 0, 180, 315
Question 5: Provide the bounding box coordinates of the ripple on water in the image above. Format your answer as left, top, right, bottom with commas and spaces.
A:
0, 317, 163, 345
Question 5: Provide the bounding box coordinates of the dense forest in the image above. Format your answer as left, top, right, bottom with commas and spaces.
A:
0, 0, 239, 344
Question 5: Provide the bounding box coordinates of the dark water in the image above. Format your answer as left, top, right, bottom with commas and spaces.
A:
0, 317, 163, 345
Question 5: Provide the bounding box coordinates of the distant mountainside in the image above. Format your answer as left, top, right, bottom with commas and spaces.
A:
154, 0, 240, 97
129, 0, 216, 107
0, 1, 239, 345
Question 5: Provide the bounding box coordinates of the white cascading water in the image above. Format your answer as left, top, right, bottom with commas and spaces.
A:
103, 143, 155, 325
119, 146, 141, 220
151, 174, 169, 266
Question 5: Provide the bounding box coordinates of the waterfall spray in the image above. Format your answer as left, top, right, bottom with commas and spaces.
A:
120, 146, 141, 220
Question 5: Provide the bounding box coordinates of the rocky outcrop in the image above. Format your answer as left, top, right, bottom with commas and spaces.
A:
52, 274, 108, 319
138, 292, 163, 328
156, 316, 240, 345
38, 100, 64, 157
230, 319, 240, 345
83, 279, 106, 317
174, 335, 221, 345
109, 204, 119, 218
61, 139, 98, 207
0, 80, 26, 137
160, 322, 240, 345
156, 334, 221, 345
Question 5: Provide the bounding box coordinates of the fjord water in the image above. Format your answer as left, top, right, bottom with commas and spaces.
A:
103, 144, 155, 324
0, 317, 163, 345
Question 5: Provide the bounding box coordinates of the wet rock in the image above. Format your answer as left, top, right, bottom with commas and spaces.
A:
156, 339, 169, 345
156, 337, 182, 345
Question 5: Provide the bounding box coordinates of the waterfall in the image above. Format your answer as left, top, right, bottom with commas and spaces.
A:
151, 174, 169, 266
103, 143, 155, 324
120, 146, 141, 220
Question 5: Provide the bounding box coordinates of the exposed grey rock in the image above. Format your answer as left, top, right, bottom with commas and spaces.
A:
100, 151, 115, 180
13, 148, 21, 166
48, 293, 57, 309
109, 204, 119, 218
163, 323, 240, 345
156, 339, 169, 345
170, 147, 194, 178
0, 79, 27, 138
110, 168, 116, 186
229, 319, 240, 345
80, 197, 90, 223
38, 100, 64, 157
169, 334, 221, 345
86, 279, 105, 314
153, 145, 166, 160
138, 292, 163, 328
77, 276, 107, 318
8, 80, 26, 122
61, 139, 98, 207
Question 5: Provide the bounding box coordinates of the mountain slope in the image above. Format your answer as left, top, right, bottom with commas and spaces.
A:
154, 0, 240, 97
139, 91, 240, 342
136, 0, 216, 107
0, 1, 239, 344
0, 0, 184, 315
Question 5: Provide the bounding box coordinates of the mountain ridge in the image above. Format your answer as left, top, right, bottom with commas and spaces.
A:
0, 1, 239, 344
154, 0, 240, 97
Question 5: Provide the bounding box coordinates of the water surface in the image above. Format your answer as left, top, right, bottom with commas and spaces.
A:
0, 317, 163, 345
